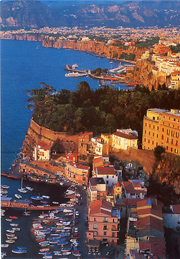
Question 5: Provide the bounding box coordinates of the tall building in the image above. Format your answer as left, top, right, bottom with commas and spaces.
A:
142, 108, 180, 155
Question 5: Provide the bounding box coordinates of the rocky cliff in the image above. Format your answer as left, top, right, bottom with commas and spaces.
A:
42, 38, 144, 61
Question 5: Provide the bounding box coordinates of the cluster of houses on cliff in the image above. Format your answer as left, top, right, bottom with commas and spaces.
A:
27, 108, 180, 258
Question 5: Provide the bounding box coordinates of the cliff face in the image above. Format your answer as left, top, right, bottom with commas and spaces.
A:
21, 119, 79, 158
126, 59, 168, 90
42, 38, 144, 61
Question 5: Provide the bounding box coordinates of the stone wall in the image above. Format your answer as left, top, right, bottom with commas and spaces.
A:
21, 119, 79, 157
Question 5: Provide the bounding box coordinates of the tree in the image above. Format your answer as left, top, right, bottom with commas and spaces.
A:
154, 146, 165, 161
51, 138, 65, 154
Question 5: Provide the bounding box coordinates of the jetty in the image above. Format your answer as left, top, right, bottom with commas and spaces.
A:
1, 197, 59, 211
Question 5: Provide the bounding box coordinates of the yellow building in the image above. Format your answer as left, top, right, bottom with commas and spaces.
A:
111, 129, 138, 151
142, 108, 180, 155
170, 70, 180, 90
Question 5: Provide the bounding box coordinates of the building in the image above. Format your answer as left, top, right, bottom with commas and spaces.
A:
142, 108, 180, 155
111, 129, 138, 151
125, 199, 166, 259
88, 177, 107, 202
78, 132, 93, 156
65, 162, 90, 185
163, 204, 180, 232
95, 166, 118, 187
65, 151, 78, 163
89, 137, 109, 156
33, 141, 51, 161
169, 70, 180, 90
86, 199, 120, 245
121, 180, 147, 199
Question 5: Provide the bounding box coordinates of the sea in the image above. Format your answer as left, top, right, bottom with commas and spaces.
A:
1, 39, 129, 258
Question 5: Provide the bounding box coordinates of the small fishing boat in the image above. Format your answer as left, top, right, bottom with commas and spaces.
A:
18, 188, 28, 193
1, 244, 9, 248
40, 200, 48, 204
6, 218, 12, 222
42, 195, 50, 199
9, 216, 18, 219
17, 247, 27, 250
62, 251, 71, 255
52, 201, 59, 205
15, 194, 22, 199
42, 255, 53, 259
1, 252, 7, 259
12, 249, 27, 254
1, 185, 9, 189
23, 211, 31, 216
10, 223, 18, 227
26, 186, 33, 191
12, 227, 20, 231
31, 196, 43, 200
6, 239, 15, 243
6, 229, 15, 233
7, 235, 18, 240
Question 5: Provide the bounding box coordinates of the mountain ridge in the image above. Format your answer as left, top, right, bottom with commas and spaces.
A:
1, 0, 180, 28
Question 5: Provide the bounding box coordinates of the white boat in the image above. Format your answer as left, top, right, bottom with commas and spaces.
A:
23, 211, 31, 216
6, 239, 15, 243
10, 223, 18, 227
6, 229, 15, 233
12, 249, 27, 254
31, 196, 43, 200
42, 195, 50, 199
6, 218, 12, 222
26, 186, 34, 191
62, 251, 71, 255
72, 63, 78, 69
12, 227, 20, 231
1, 185, 9, 189
18, 188, 28, 193
1, 252, 7, 259
65, 72, 87, 77
52, 201, 59, 205
1, 244, 9, 248
15, 194, 22, 199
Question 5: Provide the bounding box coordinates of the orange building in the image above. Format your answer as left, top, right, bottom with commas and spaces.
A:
65, 162, 90, 185
78, 132, 93, 155
86, 199, 120, 245
142, 108, 180, 155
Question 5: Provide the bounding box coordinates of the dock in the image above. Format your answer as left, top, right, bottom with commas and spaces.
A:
1, 197, 59, 211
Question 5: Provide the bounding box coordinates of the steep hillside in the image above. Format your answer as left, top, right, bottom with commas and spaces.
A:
1, 0, 180, 28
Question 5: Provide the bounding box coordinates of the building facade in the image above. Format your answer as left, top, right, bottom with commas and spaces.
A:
65, 162, 90, 185
86, 199, 120, 245
112, 129, 138, 151
33, 141, 51, 161
142, 108, 180, 155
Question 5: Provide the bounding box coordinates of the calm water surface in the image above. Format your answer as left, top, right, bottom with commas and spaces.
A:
1, 39, 128, 258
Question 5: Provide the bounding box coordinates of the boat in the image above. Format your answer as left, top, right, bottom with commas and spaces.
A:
15, 194, 22, 199
26, 186, 34, 191
17, 247, 27, 250
6, 229, 15, 233
6, 239, 15, 243
62, 251, 71, 255
72, 64, 78, 69
18, 188, 28, 193
23, 211, 31, 216
31, 196, 43, 200
52, 201, 59, 205
43, 255, 53, 259
65, 72, 87, 78
10, 223, 18, 227
1, 252, 7, 259
42, 195, 50, 199
40, 200, 48, 204
6, 218, 12, 222
1, 244, 9, 248
12, 249, 27, 254
9, 216, 18, 219
1, 185, 9, 189
12, 227, 20, 231
7, 236, 18, 240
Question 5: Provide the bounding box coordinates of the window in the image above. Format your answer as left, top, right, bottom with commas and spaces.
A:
94, 218, 96, 222
162, 128, 164, 132
145, 123, 147, 127
149, 124, 151, 128
166, 146, 168, 150
167, 137, 169, 143
112, 232, 115, 237
176, 132, 179, 138
93, 231, 98, 236
157, 134, 158, 138
113, 219, 115, 223
171, 131, 175, 137
104, 232, 107, 236
157, 126, 159, 130
103, 225, 107, 230
145, 130, 146, 134
93, 224, 97, 229
153, 116, 155, 120
162, 135, 164, 140
176, 140, 178, 146
152, 141, 154, 145
153, 125, 155, 129
144, 138, 146, 142
149, 132, 151, 136
104, 217, 107, 222
171, 139, 173, 145
167, 129, 170, 135
148, 139, 150, 144
175, 149, 178, 154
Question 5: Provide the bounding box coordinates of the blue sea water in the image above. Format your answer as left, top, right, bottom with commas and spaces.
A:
1, 39, 129, 258
1, 39, 128, 172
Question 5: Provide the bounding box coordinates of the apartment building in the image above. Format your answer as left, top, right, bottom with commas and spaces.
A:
142, 108, 180, 155
86, 199, 120, 245
88, 177, 107, 202
95, 166, 118, 187
112, 129, 138, 151
65, 162, 90, 185
78, 132, 93, 155
169, 70, 180, 90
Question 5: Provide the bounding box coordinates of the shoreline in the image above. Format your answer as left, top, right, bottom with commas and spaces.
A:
1, 36, 137, 65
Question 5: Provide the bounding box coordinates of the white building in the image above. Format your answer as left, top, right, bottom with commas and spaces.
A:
95, 166, 118, 187
112, 129, 138, 151
33, 141, 51, 161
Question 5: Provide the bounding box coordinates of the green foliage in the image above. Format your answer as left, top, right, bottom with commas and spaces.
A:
91, 68, 101, 76
112, 53, 118, 59
154, 146, 165, 161
51, 138, 65, 154
135, 37, 159, 48
26, 83, 180, 143
119, 52, 135, 61
170, 44, 180, 53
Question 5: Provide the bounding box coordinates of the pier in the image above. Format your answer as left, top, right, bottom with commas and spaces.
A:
1, 197, 59, 211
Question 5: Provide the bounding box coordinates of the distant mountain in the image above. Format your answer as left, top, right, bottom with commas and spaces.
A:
1, 0, 180, 29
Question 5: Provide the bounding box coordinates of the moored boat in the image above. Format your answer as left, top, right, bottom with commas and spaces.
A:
18, 188, 28, 193
15, 194, 22, 199
31, 196, 44, 200
12, 249, 27, 254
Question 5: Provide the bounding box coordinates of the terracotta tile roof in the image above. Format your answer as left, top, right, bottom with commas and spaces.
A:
133, 182, 141, 188
171, 70, 180, 76
80, 132, 93, 137
171, 204, 180, 214
37, 141, 51, 150
89, 199, 112, 215
116, 182, 121, 187
137, 208, 163, 219
69, 162, 89, 170
139, 238, 166, 258
126, 189, 145, 195
93, 157, 103, 163
122, 181, 134, 191
112, 131, 138, 140
135, 215, 164, 233
97, 166, 115, 175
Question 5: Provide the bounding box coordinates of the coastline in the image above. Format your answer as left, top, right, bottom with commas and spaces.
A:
0, 35, 137, 65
